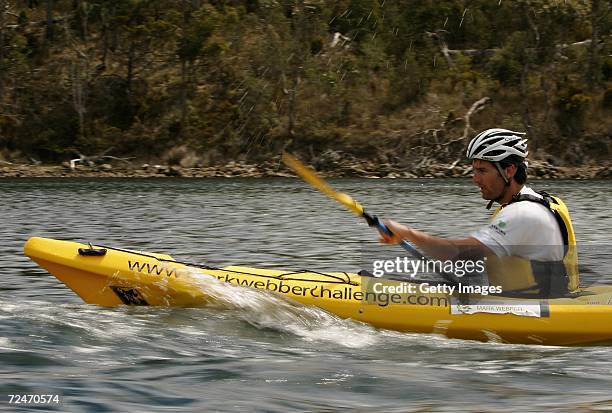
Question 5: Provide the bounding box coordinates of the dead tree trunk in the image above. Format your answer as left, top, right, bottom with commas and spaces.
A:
521, 7, 538, 150
0, 0, 6, 100
286, 68, 300, 139
126, 39, 135, 92
587, 0, 603, 88
45, 0, 54, 41
75, 0, 88, 40
520, 61, 535, 150
71, 57, 87, 143
179, 0, 192, 131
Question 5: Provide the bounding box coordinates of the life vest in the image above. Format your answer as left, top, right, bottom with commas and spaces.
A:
486, 190, 579, 297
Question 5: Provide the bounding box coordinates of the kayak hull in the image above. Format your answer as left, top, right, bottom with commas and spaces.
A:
24, 237, 612, 346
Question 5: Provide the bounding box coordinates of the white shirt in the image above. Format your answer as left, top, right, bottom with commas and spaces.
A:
471, 186, 564, 261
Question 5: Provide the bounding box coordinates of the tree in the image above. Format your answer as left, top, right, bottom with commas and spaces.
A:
45, 0, 53, 41
588, 0, 611, 88
176, 1, 215, 129
0, 0, 7, 99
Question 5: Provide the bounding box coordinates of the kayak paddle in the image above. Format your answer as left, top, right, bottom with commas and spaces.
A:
282, 152, 426, 260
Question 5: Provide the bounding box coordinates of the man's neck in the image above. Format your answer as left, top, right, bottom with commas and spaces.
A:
498, 183, 524, 205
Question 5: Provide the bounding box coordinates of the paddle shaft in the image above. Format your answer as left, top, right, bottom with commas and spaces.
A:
362, 211, 428, 260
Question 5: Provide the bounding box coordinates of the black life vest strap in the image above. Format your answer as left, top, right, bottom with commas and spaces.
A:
506, 190, 569, 247
504, 190, 571, 297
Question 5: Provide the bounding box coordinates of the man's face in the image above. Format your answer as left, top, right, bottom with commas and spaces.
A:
471, 159, 504, 200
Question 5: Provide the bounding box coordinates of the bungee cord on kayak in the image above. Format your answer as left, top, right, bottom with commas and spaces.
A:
84, 243, 358, 285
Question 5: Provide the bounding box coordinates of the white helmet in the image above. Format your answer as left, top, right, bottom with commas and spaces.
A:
466, 128, 528, 162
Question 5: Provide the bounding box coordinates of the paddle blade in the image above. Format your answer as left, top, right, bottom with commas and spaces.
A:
282, 152, 364, 216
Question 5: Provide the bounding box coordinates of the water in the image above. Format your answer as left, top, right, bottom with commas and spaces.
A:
1, 178, 611, 412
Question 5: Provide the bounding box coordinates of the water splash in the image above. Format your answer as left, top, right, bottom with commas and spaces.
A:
184, 270, 379, 348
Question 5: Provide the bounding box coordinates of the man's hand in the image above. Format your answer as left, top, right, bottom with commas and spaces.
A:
378, 219, 412, 244
379, 219, 492, 260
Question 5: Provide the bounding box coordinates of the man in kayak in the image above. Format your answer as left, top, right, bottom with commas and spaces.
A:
380, 128, 578, 296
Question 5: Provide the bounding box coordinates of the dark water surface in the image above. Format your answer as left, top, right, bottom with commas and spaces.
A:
1, 178, 611, 412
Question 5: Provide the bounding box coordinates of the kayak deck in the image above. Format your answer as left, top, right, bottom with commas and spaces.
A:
24, 237, 612, 346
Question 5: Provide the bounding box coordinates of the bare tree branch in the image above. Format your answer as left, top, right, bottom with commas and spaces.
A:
462, 97, 491, 141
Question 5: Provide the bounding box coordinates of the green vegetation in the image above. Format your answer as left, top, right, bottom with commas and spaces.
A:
0, 0, 610, 166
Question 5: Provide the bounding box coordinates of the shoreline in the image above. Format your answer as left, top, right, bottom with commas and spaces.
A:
0, 160, 610, 179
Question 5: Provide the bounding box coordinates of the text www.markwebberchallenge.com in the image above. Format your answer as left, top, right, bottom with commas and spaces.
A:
127, 261, 449, 308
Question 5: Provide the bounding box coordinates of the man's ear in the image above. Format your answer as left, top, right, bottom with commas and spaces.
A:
505, 163, 517, 180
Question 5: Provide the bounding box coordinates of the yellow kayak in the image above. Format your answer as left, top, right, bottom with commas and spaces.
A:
24, 236, 612, 346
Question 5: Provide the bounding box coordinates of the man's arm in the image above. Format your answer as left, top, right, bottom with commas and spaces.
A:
380, 220, 493, 260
